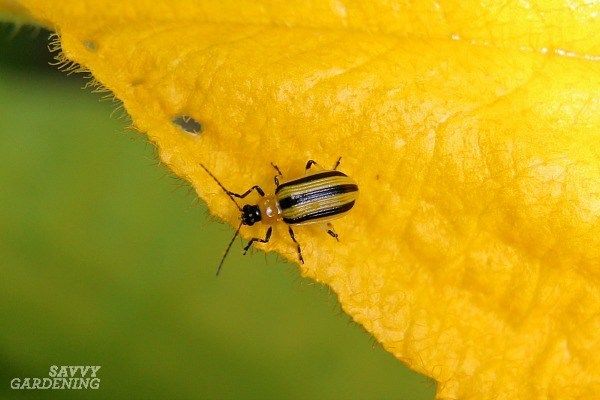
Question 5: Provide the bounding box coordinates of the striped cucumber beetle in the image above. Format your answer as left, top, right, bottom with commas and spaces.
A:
200, 157, 358, 275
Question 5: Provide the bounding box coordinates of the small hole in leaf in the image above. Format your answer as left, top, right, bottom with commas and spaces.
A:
83, 40, 97, 52
172, 115, 202, 135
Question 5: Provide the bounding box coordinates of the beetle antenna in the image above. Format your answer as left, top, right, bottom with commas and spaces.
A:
216, 221, 243, 276
200, 163, 242, 211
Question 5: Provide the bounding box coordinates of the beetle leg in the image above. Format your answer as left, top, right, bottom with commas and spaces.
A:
332, 156, 342, 170
271, 162, 283, 176
307, 157, 342, 171
305, 159, 320, 171
326, 222, 339, 241
288, 227, 304, 264
271, 162, 283, 187
243, 226, 272, 255
200, 163, 265, 198
228, 185, 265, 198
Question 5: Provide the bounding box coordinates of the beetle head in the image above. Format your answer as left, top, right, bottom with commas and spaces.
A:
241, 204, 261, 226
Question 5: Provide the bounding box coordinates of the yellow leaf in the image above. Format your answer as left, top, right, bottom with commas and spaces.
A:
9, 0, 600, 398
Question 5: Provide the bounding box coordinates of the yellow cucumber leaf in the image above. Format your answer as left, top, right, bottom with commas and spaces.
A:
9, 0, 600, 398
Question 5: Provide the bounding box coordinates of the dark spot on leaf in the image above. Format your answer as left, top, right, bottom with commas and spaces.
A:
172, 115, 202, 135
130, 78, 145, 86
83, 40, 97, 51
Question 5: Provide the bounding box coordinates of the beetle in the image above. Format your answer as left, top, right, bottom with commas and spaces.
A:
200, 157, 359, 275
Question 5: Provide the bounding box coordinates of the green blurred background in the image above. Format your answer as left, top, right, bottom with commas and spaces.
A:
0, 23, 435, 400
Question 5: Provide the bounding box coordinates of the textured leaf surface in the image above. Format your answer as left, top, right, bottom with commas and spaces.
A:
9, 1, 600, 398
